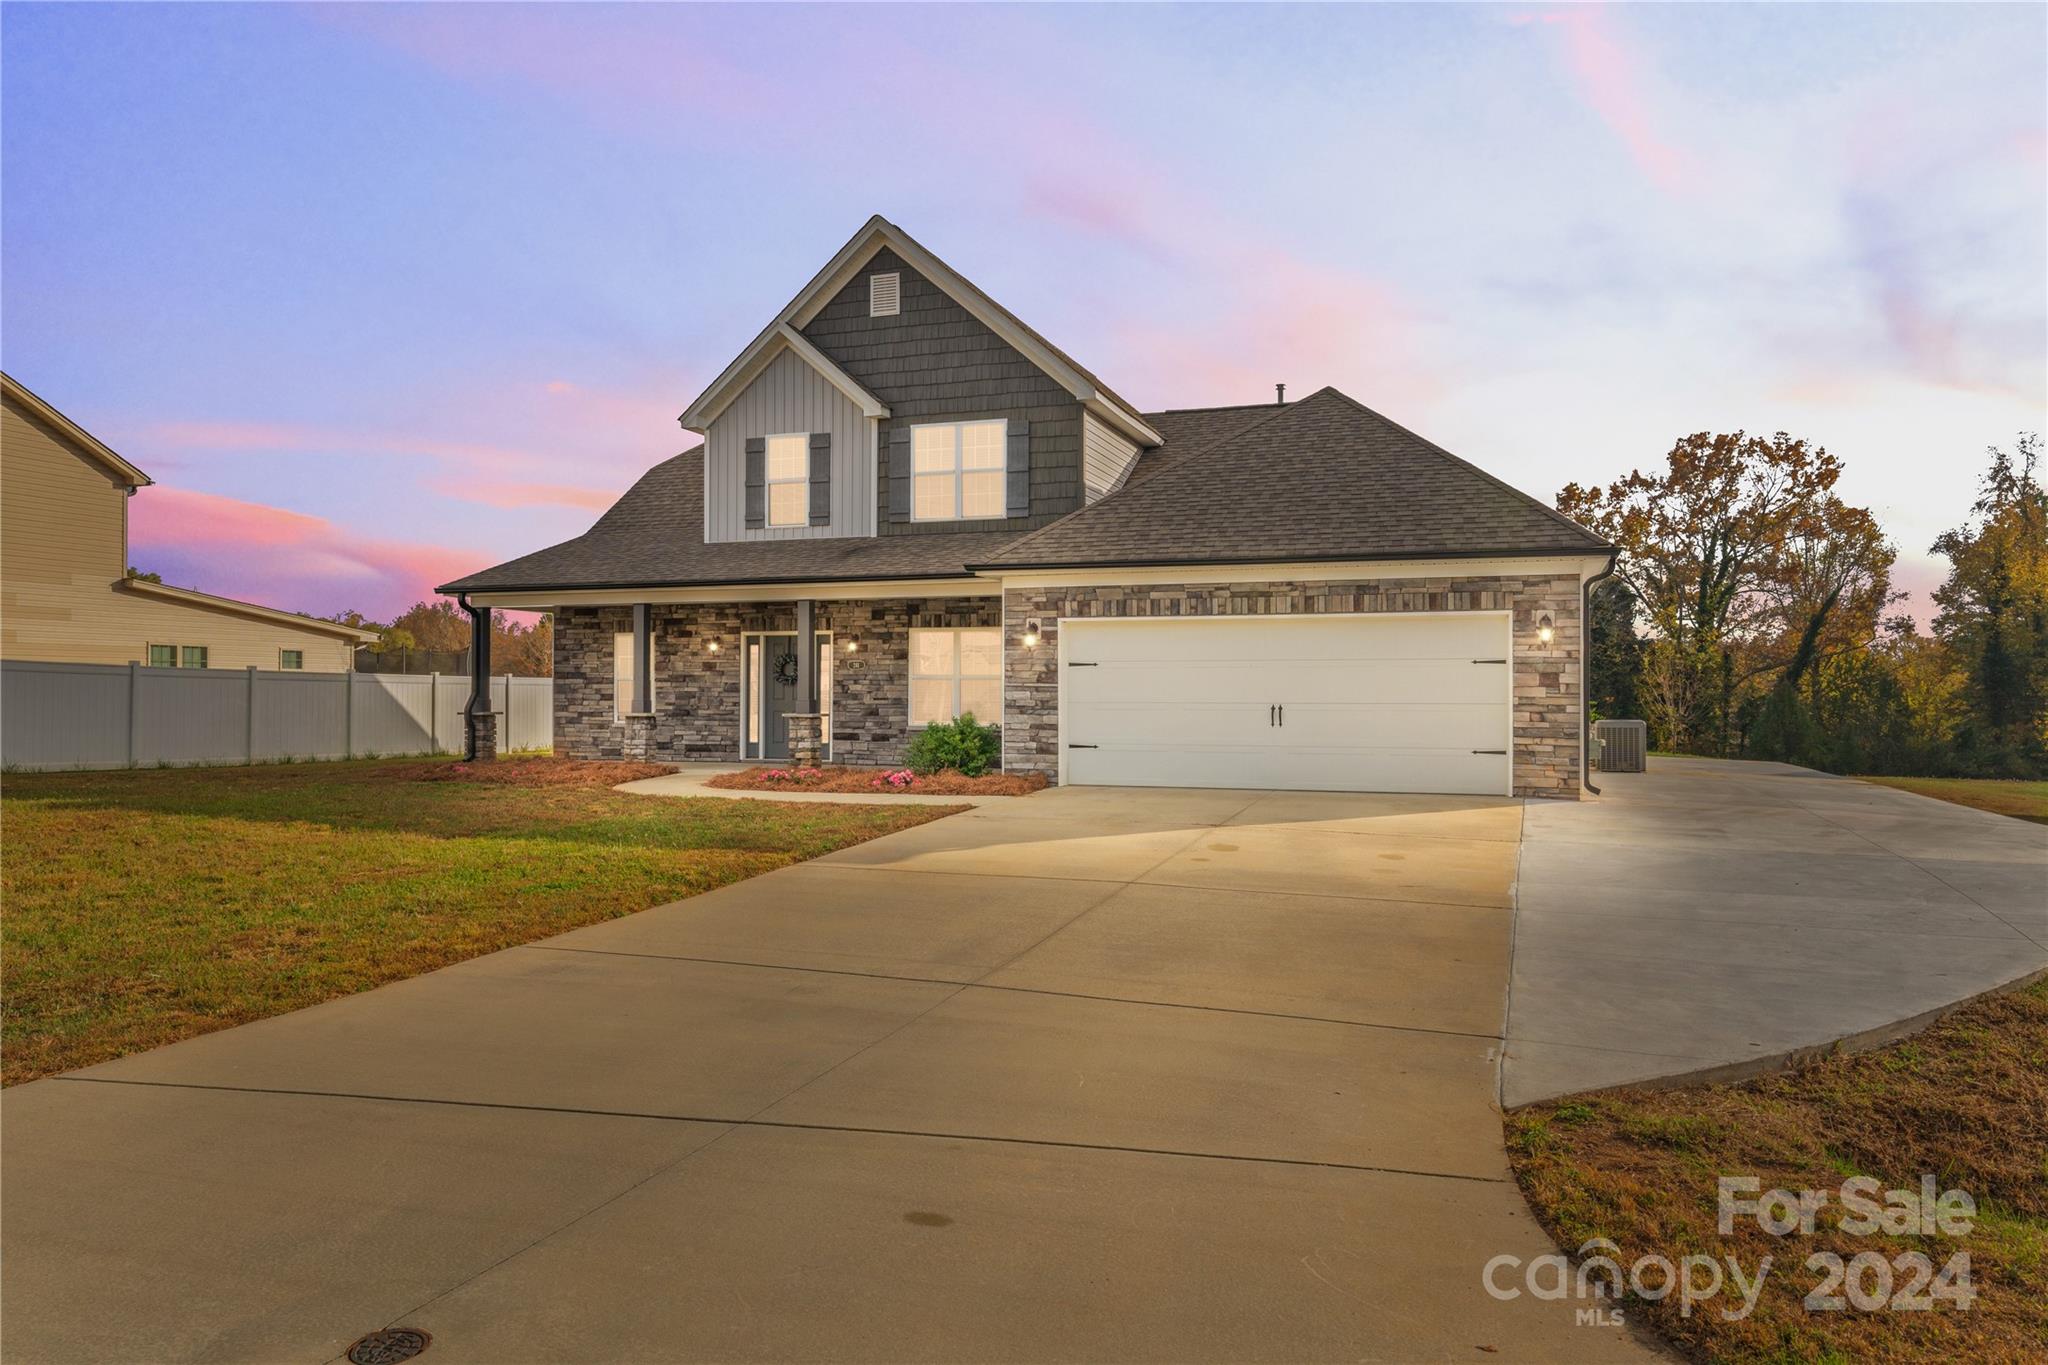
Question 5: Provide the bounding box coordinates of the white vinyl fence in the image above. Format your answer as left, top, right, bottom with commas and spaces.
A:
1, 661, 553, 771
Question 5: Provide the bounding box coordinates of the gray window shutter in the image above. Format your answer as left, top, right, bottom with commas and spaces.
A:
1006, 418, 1030, 518
808, 432, 831, 526
888, 426, 912, 522
744, 437, 765, 530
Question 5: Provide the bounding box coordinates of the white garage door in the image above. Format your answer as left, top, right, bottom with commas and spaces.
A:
1060, 614, 1512, 795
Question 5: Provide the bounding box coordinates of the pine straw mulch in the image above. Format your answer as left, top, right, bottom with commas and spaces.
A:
706, 765, 1048, 796
372, 757, 678, 787
1507, 977, 2048, 1363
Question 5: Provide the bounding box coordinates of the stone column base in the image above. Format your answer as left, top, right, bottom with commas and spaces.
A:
622, 714, 657, 761
465, 710, 499, 763
782, 713, 824, 768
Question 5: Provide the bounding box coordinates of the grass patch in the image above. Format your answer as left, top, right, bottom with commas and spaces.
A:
2, 757, 962, 1085
707, 765, 1049, 796
1857, 776, 2048, 824
1507, 979, 2048, 1363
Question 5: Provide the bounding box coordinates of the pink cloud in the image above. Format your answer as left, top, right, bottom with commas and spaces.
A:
128, 487, 489, 622
135, 418, 557, 477
1516, 8, 1696, 194
429, 479, 618, 512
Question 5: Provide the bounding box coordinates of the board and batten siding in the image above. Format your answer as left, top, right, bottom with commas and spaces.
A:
1081, 410, 1143, 503
1, 397, 357, 671
703, 347, 875, 542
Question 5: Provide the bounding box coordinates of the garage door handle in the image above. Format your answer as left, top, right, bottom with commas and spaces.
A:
1067, 661, 1098, 667
1471, 658, 1507, 665
1278, 704, 1284, 726
1471, 749, 1507, 755
1269, 704, 1276, 727
1067, 743, 1099, 749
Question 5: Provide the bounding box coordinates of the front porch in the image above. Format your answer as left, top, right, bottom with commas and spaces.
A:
537, 596, 1003, 767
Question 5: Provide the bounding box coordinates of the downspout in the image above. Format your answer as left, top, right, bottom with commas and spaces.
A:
1581, 556, 1618, 796
456, 592, 492, 761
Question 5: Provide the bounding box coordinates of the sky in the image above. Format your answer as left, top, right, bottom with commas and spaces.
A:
3, 2, 2043, 625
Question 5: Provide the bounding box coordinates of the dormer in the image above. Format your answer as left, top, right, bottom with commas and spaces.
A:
681, 217, 1157, 544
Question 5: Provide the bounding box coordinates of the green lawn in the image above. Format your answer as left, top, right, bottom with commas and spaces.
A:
1, 758, 961, 1085
1509, 980, 2047, 1364
1860, 776, 2048, 824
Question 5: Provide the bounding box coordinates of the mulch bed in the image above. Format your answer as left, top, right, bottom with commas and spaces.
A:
706, 765, 1048, 796
374, 758, 678, 787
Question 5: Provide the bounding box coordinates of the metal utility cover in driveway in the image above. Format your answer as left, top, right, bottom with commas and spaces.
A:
1059, 613, 1513, 795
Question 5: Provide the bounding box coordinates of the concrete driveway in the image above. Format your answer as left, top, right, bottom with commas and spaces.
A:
1505, 757, 2048, 1105
3, 786, 1653, 1364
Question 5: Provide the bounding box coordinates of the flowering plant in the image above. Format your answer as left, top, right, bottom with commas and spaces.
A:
869, 769, 919, 790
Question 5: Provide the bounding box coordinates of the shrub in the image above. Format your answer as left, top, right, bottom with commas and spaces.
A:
903, 713, 1000, 777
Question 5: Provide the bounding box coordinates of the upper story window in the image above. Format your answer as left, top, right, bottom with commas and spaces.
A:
765, 433, 809, 527
181, 645, 209, 669
912, 420, 1006, 521
869, 272, 900, 317
147, 644, 177, 668
279, 649, 304, 670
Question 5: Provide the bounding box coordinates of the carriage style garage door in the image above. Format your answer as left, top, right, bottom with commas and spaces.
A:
1059, 613, 1513, 795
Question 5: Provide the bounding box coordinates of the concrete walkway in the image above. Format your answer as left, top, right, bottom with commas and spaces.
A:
3, 786, 1655, 1364
616, 761, 1021, 806
1504, 757, 2048, 1106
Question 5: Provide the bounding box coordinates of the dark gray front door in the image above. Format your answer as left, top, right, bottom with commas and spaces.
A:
761, 637, 799, 760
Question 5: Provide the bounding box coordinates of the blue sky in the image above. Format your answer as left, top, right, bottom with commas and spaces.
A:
4, 2, 2042, 621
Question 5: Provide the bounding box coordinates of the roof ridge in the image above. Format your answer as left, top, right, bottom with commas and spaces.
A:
979, 389, 1333, 565
1315, 388, 1610, 547
1143, 400, 1293, 417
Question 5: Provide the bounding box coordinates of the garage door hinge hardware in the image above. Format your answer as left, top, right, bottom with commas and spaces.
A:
1067, 743, 1099, 749
1471, 658, 1508, 664
1471, 749, 1507, 755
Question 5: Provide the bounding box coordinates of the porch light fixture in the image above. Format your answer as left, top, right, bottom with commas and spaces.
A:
845, 639, 858, 653
707, 639, 720, 653
1022, 618, 1042, 648
1536, 613, 1555, 645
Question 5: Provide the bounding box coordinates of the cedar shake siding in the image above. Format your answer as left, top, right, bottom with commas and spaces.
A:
801, 247, 1083, 537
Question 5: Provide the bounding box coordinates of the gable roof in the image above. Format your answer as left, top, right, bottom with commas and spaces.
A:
679, 216, 1161, 447
118, 577, 381, 643
971, 386, 1612, 570
437, 449, 1022, 595
2, 372, 152, 487
684, 324, 890, 429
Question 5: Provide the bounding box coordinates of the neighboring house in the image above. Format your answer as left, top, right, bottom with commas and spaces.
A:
1, 373, 377, 671
442, 217, 1615, 797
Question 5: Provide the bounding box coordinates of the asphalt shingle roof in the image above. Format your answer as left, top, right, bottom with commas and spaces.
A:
438, 451, 1023, 593
973, 386, 1610, 569
439, 387, 1607, 595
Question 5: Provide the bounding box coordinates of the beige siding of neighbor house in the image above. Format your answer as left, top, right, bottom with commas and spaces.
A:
2, 396, 358, 671
1080, 410, 1142, 503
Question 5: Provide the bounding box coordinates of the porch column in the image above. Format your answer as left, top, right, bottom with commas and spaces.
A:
460, 595, 496, 762
794, 599, 815, 712
632, 603, 652, 714
786, 598, 823, 766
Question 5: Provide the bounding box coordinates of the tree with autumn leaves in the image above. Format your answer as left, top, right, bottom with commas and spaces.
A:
326, 601, 555, 677
1561, 431, 2045, 777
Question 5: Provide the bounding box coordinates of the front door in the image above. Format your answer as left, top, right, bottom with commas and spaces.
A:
744, 632, 832, 762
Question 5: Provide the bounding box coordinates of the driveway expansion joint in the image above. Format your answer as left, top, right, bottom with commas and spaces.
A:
50, 1075, 1509, 1185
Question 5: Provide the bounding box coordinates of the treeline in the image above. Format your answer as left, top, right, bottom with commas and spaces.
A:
1564, 433, 2045, 780
324, 601, 554, 678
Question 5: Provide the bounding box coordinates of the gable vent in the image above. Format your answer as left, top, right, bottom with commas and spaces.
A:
869, 272, 901, 318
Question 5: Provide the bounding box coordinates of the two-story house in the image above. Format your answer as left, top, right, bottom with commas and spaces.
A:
2, 373, 377, 671
442, 218, 1614, 797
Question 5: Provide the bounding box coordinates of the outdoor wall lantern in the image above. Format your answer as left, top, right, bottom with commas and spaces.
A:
707, 639, 720, 653
845, 638, 859, 653
1022, 618, 1042, 648
1536, 613, 1555, 645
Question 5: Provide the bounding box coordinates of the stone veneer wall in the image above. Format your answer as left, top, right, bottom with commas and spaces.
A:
554, 598, 1001, 765
1000, 574, 1586, 799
